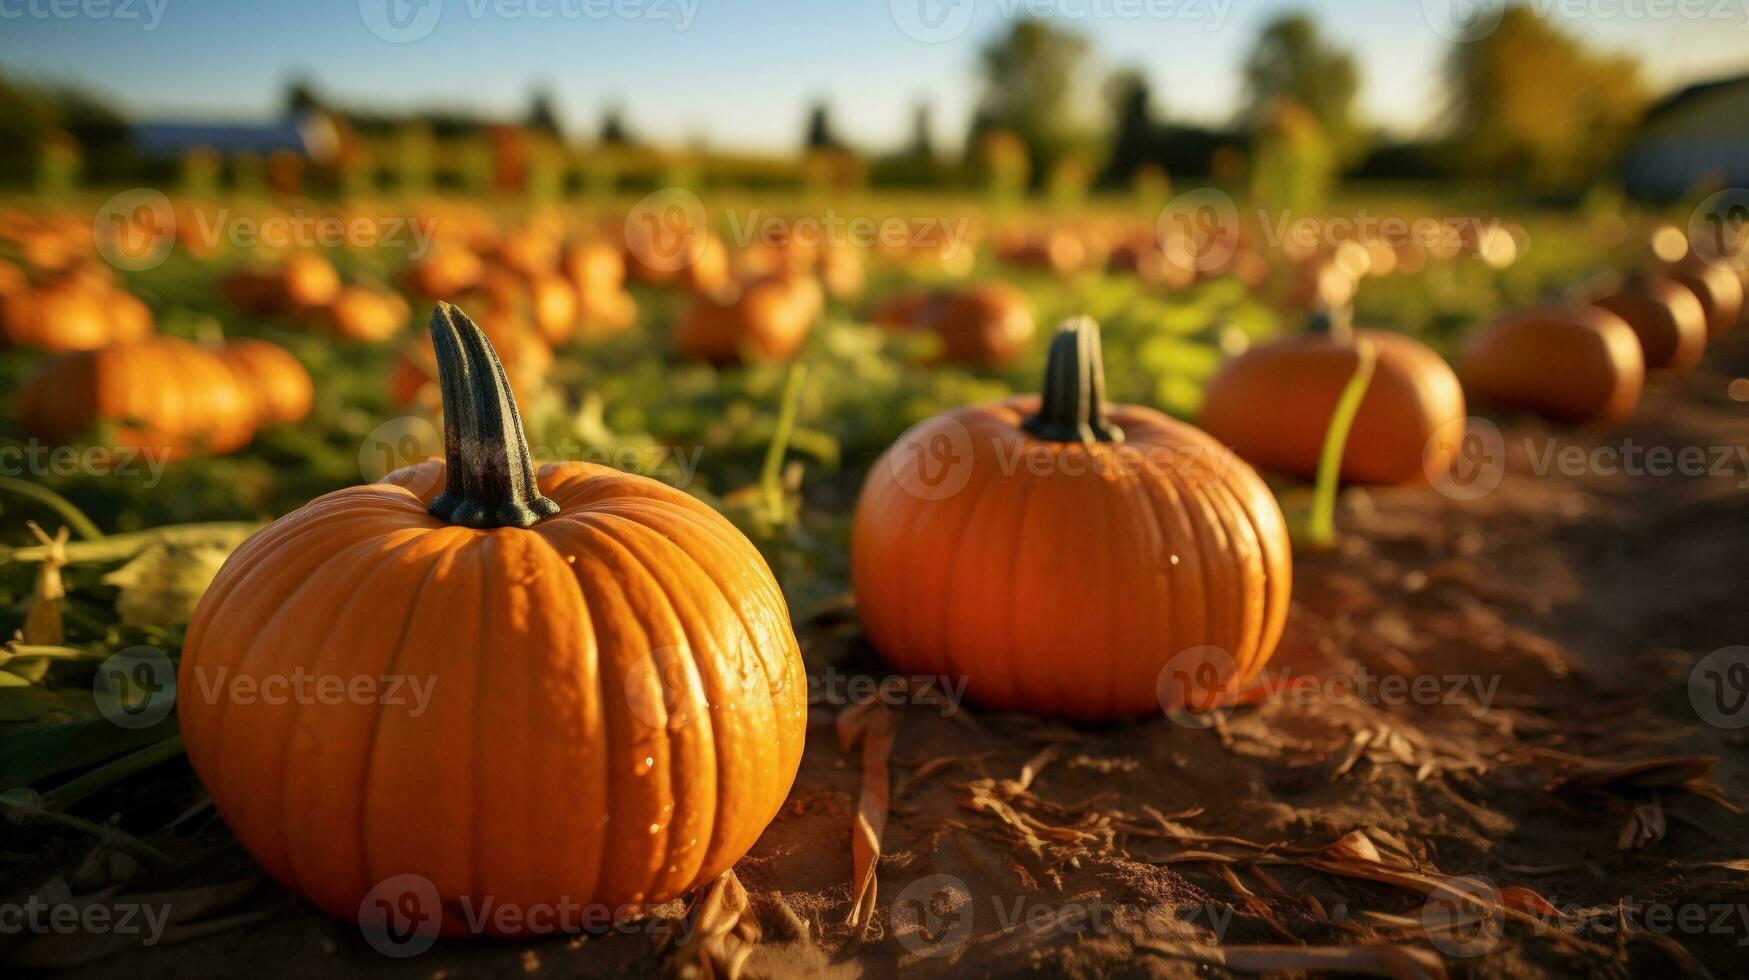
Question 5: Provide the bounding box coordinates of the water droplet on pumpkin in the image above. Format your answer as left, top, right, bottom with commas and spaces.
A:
635, 755, 654, 774
1169, 554, 1180, 565
648, 822, 662, 835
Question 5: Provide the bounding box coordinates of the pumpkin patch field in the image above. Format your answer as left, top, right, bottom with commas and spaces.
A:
4, 5, 1749, 976
0, 186, 1745, 979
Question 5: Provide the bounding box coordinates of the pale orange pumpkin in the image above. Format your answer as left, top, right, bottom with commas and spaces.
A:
319, 285, 411, 343
1460, 306, 1645, 425
19, 337, 256, 458
1667, 260, 1744, 339
672, 275, 815, 364
1199, 310, 1467, 485
400, 246, 485, 300
852, 318, 1292, 720
217, 339, 314, 427
1, 275, 154, 351
179, 303, 806, 935
1589, 277, 1707, 373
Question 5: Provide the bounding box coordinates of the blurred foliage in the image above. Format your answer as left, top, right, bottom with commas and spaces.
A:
1250, 100, 1336, 213
967, 20, 1106, 191
1445, 7, 1648, 195
1240, 13, 1366, 168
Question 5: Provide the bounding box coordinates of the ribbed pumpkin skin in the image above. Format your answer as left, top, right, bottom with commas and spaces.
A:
1590, 279, 1707, 373
1460, 307, 1645, 425
852, 397, 1291, 721
19, 338, 256, 458
217, 339, 314, 426
179, 461, 807, 935
1199, 329, 1465, 485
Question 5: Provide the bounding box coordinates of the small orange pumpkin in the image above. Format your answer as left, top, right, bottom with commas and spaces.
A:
526, 272, 580, 346
1589, 277, 1707, 373
0, 275, 154, 351
280, 252, 343, 310
400, 246, 485, 300
179, 303, 806, 935
852, 318, 1292, 720
673, 275, 815, 364
818, 245, 865, 300
1667, 260, 1744, 339
319, 285, 411, 343
996, 225, 1086, 276
221, 253, 342, 315
918, 283, 1036, 367
19, 337, 256, 458
1199, 310, 1466, 485
217, 339, 314, 427
1460, 306, 1645, 425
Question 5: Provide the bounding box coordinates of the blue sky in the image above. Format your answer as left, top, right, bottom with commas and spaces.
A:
1, 0, 1744, 152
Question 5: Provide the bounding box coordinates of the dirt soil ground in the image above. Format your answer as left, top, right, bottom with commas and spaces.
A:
5, 335, 1748, 980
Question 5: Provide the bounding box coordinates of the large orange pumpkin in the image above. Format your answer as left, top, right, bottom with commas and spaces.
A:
1460, 306, 1645, 425
852, 318, 1292, 720
179, 303, 806, 935
1589, 277, 1707, 373
1199, 310, 1466, 485
19, 337, 257, 458
217, 339, 314, 427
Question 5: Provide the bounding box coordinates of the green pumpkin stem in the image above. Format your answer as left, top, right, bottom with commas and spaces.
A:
426, 302, 560, 529
1022, 316, 1124, 444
